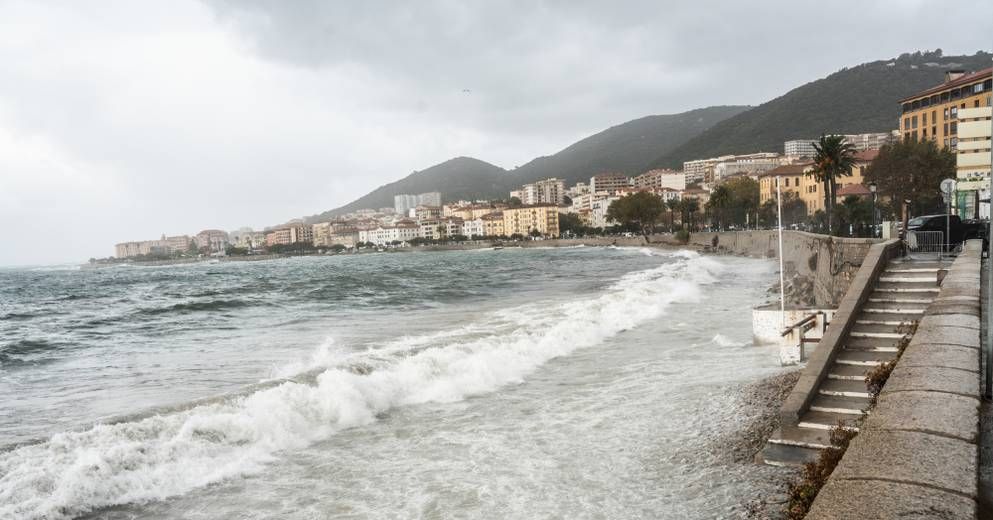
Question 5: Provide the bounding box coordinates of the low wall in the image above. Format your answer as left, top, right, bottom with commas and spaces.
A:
807, 240, 983, 519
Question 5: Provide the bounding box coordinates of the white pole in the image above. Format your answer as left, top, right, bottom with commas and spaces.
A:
777, 177, 786, 328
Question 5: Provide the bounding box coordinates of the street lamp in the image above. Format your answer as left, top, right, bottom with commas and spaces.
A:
868, 182, 877, 238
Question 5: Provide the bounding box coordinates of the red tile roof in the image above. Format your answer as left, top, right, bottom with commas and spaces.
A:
836, 183, 871, 197
899, 68, 992, 103
853, 149, 879, 163
759, 163, 812, 177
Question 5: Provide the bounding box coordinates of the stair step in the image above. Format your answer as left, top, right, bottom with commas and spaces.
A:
885, 267, 942, 273
844, 336, 904, 352
836, 349, 898, 366
818, 379, 871, 398
855, 313, 919, 326
878, 275, 938, 283
888, 260, 951, 270
809, 394, 871, 415
757, 441, 822, 467
799, 410, 863, 431
827, 364, 872, 380
862, 301, 928, 313
875, 282, 940, 293
768, 426, 836, 450
849, 323, 911, 339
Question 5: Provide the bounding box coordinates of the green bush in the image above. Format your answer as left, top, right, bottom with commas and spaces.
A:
674, 229, 690, 244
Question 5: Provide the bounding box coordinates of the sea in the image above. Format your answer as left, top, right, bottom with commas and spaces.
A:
0, 246, 789, 519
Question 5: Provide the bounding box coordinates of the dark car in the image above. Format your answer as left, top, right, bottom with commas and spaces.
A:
906, 214, 985, 247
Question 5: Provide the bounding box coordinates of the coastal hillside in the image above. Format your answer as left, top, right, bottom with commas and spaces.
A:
315, 105, 748, 219
649, 50, 992, 168
311, 157, 508, 220
506, 105, 751, 186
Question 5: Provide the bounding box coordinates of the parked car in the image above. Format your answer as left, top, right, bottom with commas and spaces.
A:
905, 214, 985, 247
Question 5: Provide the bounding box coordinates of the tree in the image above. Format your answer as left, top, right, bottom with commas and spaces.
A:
724, 177, 760, 228
528, 228, 542, 238
808, 135, 857, 235
558, 212, 585, 236
863, 138, 954, 217
666, 199, 680, 229
683, 197, 700, 229
508, 196, 523, 208
605, 192, 665, 240
706, 185, 732, 230
836, 195, 872, 237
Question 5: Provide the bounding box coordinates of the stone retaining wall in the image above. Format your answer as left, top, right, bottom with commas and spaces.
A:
807, 240, 983, 519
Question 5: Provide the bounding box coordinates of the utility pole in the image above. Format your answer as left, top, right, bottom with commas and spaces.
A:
777, 176, 786, 329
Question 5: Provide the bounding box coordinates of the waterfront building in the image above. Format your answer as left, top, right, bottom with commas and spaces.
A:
502, 204, 560, 237
312, 222, 332, 247
633, 169, 686, 191
447, 203, 505, 221
481, 212, 505, 237
329, 229, 359, 248
414, 205, 443, 222
757, 163, 811, 207
712, 154, 781, 181
462, 219, 485, 239
589, 195, 619, 229
195, 229, 230, 253
566, 182, 590, 200
899, 68, 992, 148
265, 228, 292, 247
589, 173, 631, 195
359, 222, 420, 245
264, 224, 313, 247
956, 106, 992, 218
784, 140, 817, 158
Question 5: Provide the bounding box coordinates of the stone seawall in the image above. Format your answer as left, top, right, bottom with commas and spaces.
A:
807, 240, 983, 519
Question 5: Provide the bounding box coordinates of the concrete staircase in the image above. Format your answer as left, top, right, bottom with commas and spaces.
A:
758, 258, 948, 466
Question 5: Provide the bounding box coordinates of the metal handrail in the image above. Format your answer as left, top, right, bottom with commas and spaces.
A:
780, 311, 824, 337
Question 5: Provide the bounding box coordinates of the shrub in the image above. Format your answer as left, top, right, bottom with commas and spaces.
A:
675, 229, 691, 244
784, 423, 859, 519
864, 320, 916, 403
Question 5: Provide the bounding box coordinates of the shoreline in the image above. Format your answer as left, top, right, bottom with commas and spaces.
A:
81, 235, 720, 269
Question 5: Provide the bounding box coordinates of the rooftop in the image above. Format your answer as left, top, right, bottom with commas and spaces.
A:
899, 67, 992, 103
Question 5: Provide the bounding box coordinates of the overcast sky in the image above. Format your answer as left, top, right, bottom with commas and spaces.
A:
1, 0, 991, 265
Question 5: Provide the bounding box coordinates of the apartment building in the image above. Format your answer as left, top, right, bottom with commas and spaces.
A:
359, 222, 420, 245
899, 68, 992, 149
481, 213, 505, 237
462, 219, 485, 239
758, 163, 819, 214
633, 169, 686, 191
414, 205, 443, 222
785, 133, 897, 158
956, 106, 992, 218
515, 178, 566, 205
394, 192, 442, 214
589, 173, 631, 195
589, 195, 619, 229
502, 204, 560, 237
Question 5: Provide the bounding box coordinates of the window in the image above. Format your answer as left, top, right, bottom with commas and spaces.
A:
911, 115, 918, 129
951, 106, 958, 119
923, 112, 927, 125
944, 123, 949, 134
976, 100, 981, 108
795, 177, 800, 186
904, 118, 910, 130
784, 178, 789, 187
922, 128, 927, 138
932, 110, 936, 122
950, 122, 957, 134
944, 108, 949, 119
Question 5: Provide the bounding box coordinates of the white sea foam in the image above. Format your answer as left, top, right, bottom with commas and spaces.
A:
0, 251, 721, 520
711, 334, 746, 347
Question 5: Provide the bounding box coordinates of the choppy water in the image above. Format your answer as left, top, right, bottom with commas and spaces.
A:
0, 247, 787, 519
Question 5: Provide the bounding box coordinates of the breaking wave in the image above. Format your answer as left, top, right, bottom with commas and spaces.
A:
0, 251, 720, 520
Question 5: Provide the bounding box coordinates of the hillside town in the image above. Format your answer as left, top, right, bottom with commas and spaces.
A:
112, 68, 991, 260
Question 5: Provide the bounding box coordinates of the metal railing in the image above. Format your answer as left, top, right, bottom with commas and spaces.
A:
781, 311, 828, 362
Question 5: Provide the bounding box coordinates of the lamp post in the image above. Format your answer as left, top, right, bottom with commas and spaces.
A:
868, 182, 877, 238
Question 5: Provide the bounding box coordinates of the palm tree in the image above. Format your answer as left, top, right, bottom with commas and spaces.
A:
683, 198, 700, 229
707, 186, 732, 230
809, 134, 857, 235
666, 199, 680, 230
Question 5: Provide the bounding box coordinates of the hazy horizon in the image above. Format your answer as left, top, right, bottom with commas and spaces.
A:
2, 0, 992, 265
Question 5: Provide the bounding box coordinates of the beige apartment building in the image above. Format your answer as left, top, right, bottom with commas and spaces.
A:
589, 173, 631, 195
502, 204, 560, 237
633, 169, 686, 191
899, 68, 991, 149
481, 213, 505, 237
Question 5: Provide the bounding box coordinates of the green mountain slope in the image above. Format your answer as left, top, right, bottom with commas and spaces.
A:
316, 105, 748, 219
507, 105, 750, 186
650, 50, 992, 168
311, 157, 509, 220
